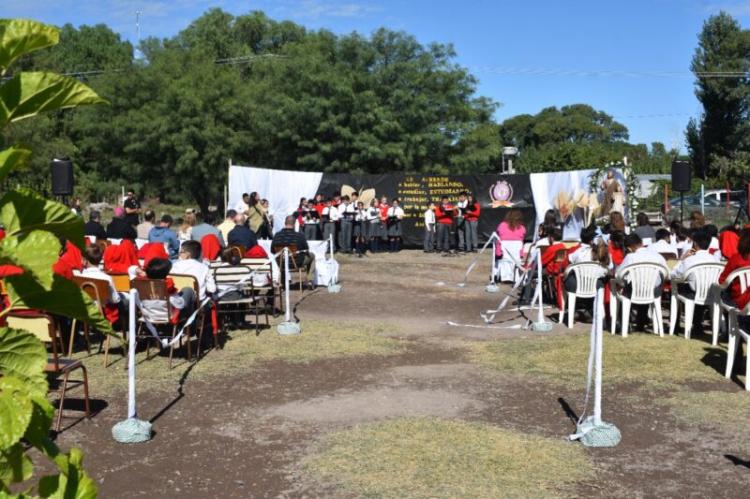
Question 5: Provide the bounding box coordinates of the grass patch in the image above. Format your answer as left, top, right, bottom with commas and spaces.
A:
305, 417, 592, 498
468, 333, 724, 389
668, 389, 750, 433
74, 319, 406, 396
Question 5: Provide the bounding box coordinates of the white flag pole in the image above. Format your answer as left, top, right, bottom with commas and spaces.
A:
277, 247, 301, 335
112, 289, 152, 443
594, 286, 604, 425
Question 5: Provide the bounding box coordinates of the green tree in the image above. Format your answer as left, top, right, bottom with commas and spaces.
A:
687, 11, 750, 178
0, 18, 109, 497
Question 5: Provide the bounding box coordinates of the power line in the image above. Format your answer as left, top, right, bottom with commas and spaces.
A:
473, 66, 749, 79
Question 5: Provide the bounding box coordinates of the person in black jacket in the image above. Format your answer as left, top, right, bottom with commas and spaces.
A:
227, 212, 258, 249
106, 207, 137, 240
84, 210, 107, 240
272, 215, 314, 284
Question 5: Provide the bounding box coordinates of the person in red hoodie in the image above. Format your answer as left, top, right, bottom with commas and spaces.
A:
463, 193, 481, 252
719, 228, 750, 312
434, 196, 455, 254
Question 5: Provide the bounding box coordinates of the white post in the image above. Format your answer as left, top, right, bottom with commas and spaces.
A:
700, 183, 705, 215
127, 289, 137, 419
121, 186, 125, 205
593, 286, 605, 425
283, 247, 291, 322
329, 234, 334, 260
536, 247, 544, 325
491, 239, 497, 282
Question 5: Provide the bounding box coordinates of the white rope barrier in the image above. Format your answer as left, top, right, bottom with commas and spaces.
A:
458, 232, 500, 287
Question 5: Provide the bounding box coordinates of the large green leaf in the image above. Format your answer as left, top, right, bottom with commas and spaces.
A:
24, 392, 54, 448
0, 19, 59, 73
0, 189, 84, 249
4, 275, 112, 334
0, 72, 107, 127
0, 146, 31, 184
38, 448, 97, 499
0, 442, 33, 484
0, 327, 47, 397
0, 376, 33, 450
0, 230, 60, 289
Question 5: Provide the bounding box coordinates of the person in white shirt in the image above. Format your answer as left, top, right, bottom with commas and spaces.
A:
564, 225, 609, 294
353, 201, 368, 257
455, 192, 468, 251
647, 228, 677, 257
367, 199, 383, 253
170, 240, 216, 302
423, 202, 436, 253
670, 229, 717, 297
386, 198, 405, 252
618, 233, 668, 330
235, 193, 251, 217
321, 199, 339, 248
76, 245, 121, 306
338, 196, 356, 253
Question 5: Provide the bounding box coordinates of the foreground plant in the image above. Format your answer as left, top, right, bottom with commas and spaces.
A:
0, 18, 110, 497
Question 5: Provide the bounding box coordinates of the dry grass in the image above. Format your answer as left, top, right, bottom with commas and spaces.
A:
468, 333, 724, 389
667, 389, 750, 433
304, 417, 592, 498
74, 319, 407, 396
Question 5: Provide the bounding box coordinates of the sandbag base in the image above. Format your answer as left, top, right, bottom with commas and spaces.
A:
485, 283, 500, 293
112, 418, 152, 444
277, 321, 301, 336
571, 417, 621, 447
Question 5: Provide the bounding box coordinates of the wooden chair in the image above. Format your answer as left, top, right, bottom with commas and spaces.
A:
130, 278, 186, 369
213, 265, 270, 335
169, 273, 205, 358
7, 312, 90, 432
108, 273, 131, 293
70, 276, 108, 356
272, 243, 304, 292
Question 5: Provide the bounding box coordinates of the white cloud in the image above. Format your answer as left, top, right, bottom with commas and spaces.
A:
271, 0, 380, 20
700, 0, 750, 16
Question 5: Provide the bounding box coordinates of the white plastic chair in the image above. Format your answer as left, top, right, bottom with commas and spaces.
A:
668, 263, 723, 342
496, 240, 524, 284
713, 267, 750, 389
559, 262, 608, 328
610, 262, 669, 337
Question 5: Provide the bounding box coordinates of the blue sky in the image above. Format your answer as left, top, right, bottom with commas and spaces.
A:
6, 0, 750, 151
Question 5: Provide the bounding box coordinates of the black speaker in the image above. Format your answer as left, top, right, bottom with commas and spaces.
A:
50, 158, 74, 196
671, 160, 691, 192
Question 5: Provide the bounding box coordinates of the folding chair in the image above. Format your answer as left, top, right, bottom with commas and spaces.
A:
241, 258, 281, 315
169, 273, 205, 358
7, 312, 90, 432
130, 278, 187, 369
70, 275, 111, 359
108, 272, 131, 293
213, 265, 269, 335
272, 244, 304, 291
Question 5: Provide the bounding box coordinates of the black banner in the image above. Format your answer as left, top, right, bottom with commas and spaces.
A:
316, 173, 537, 247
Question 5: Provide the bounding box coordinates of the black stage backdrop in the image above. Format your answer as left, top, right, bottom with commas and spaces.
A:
316, 173, 536, 247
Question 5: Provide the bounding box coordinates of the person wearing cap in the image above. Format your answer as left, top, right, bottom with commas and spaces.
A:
84, 210, 107, 240
123, 189, 141, 226
148, 214, 180, 259
106, 207, 137, 240
217, 210, 237, 243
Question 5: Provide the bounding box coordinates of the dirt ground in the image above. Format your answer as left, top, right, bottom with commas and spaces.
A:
49, 250, 750, 498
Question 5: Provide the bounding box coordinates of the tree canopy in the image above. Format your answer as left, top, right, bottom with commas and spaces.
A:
2, 8, 678, 211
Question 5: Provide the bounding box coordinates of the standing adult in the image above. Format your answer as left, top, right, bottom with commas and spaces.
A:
123, 189, 141, 227
455, 192, 468, 252
247, 192, 267, 235
463, 193, 481, 252
434, 196, 455, 254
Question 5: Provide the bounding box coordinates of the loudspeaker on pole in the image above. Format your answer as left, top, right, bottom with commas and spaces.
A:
50, 158, 74, 196
671, 160, 691, 192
